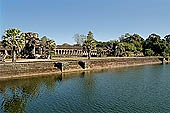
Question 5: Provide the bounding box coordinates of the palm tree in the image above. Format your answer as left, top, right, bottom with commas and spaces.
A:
115, 43, 126, 57
46, 39, 56, 59
41, 36, 56, 59
97, 48, 103, 57
83, 31, 96, 59
105, 40, 119, 56
2, 28, 25, 62
22, 32, 39, 58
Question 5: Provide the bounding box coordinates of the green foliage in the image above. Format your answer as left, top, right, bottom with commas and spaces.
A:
41, 36, 48, 44
105, 40, 119, 56
41, 36, 56, 58
144, 49, 154, 56
106, 33, 144, 57
62, 43, 71, 46
22, 33, 39, 58
162, 52, 168, 57
2, 28, 25, 50
96, 41, 110, 48
97, 48, 104, 57
143, 33, 164, 56
114, 43, 126, 57
120, 33, 144, 52
2, 28, 25, 62
83, 31, 96, 59
164, 34, 170, 43
123, 42, 136, 52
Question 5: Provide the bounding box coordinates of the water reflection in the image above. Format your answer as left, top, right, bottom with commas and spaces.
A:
0, 68, 143, 113
1, 64, 170, 113
0, 74, 62, 113
0, 71, 99, 113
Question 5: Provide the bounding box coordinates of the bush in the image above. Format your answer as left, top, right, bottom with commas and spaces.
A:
144, 49, 154, 56
161, 52, 168, 57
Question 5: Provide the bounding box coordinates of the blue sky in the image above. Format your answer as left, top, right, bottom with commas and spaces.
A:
1, 0, 170, 44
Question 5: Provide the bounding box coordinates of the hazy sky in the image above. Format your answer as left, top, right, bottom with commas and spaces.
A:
1, 0, 170, 44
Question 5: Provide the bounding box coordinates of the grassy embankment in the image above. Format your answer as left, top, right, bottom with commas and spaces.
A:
3, 56, 162, 62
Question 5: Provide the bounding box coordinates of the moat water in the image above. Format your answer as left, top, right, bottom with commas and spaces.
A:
1, 64, 170, 113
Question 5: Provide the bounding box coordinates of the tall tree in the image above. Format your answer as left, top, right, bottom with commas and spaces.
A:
40, 36, 56, 59
164, 34, 170, 43
143, 33, 163, 56
73, 34, 86, 46
120, 33, 144, 52
83, 31, 96, 59
22, 32, 39, 58
97, 48, 104, 57
2, 28, 25, 62
114, 43, 126, 57
105, 40, 119, 56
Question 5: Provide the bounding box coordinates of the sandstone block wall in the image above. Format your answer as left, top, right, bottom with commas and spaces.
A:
0, 58, 164, 79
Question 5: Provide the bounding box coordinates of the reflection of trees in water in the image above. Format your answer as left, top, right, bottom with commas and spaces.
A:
2, 88, 29, 113
0, 74, 62, 113
44, 74, 62, 92
79, 71, 96, 101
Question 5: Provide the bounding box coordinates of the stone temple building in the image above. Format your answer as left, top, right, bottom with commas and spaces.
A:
0, 32, 105, 58
55, 45, 98, 57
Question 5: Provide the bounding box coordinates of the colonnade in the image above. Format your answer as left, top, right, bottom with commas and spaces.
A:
55, 49, 97, 56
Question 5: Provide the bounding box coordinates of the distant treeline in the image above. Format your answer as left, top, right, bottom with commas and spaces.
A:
93, 33, 170, 57
73, 32, 170, 57
2, 28, 170, 62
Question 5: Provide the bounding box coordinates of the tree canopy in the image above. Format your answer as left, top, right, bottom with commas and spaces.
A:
83, 31, 96, 59
73, 34, 86, 46
2, 28, 25, 62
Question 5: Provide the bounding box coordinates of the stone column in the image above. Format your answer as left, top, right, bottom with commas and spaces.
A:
61, 49, 63, 55
65, 50, 66, 55
71, 50, 72, 55
69, 50, 71, 55
76, 49, 78, 55
39, 47, 42, 55
32, 46, 36, 55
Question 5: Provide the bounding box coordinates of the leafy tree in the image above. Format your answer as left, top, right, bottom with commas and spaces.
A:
123, 42, 136, 52
96, 41, 109, 48
162, 52, 168, 57
62, 43, 71, 46
144, 49, 154, 56
143, 33, 163, 56
132, 34, 144, 51
114, 43, 126, 57
41, 36, 56, 59
41, 36, 48, 44
164, 43, 170, 56
83, 31, 96, 59
73, 34, 86, 46
164, 34, 170, 43
134, 50, 140, 56
119, 33, 131, 42
97, 48, 104, 57
46, 39, 56, 56
2, 28, 25, 62
120, 33, 144, 52
105, 40, 119, 56
22, 32, 39, 58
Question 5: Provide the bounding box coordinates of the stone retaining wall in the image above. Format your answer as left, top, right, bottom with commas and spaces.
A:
0, 57, 167, 79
